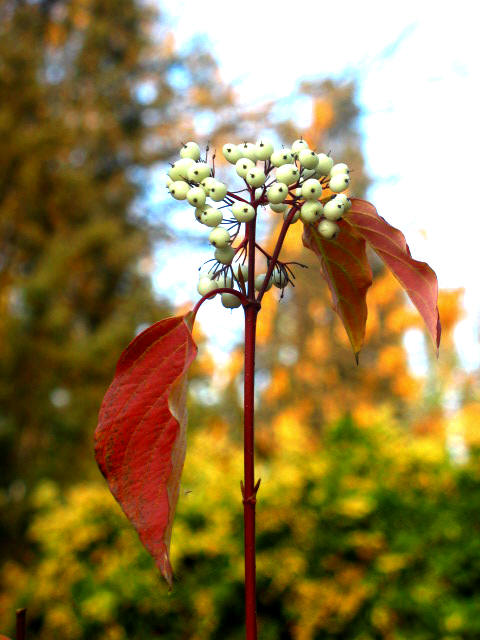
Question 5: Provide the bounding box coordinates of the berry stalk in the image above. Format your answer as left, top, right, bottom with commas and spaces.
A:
242, 214, 260, 640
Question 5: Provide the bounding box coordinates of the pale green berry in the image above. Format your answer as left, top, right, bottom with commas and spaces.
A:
300, 201, 323, 223
215, 246, 235, 265
267, 182, 289, 204
232, 202, 256, 223
233, 263, 249, 282
166, 175, 173, 187
270, 203, 288, 213
291, 139, 309, 154
270, 149, 294, 167
222, 143, 242, 164
237, 142, 257, 162
201, 207, 223, 227
330, 162, 349, 176
187, 186, 206, 208
201, 176, 217, 193
254, 273, 272, 292
298, 149, 319, 169
255, 139, 274, 160
209, 226, 230, 248
195, 205, 208, 222
169, 181, 190, 200
236, 157, 255, 178
318, 219, 339, 239
208, 180, 228, 201
301, 168, 317, 179
272, 265, 288, 288
336, 193, 351, 211
216, 272, 234, 288
316, 153, 334, 176
254, 187, 264, 201
169, 158, 195, 181
187, 162, 211, 182
329, 173, 350, 193
197, 276, 218, 296
246, 167, 266, 187
221, 292, 242, 308
276, 163, 299, 185
301, 179, 322, 200
180, 141, 200, 161
284, 208, 300, 223
295, 187, 302, 197
324, 197, 345, 221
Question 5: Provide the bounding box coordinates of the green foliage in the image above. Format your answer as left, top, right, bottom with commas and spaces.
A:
2, 417, 480, 639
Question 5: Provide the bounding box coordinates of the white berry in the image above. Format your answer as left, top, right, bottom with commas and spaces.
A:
187, 186, 206, 208
276, 163, 299, 185
187, 162, 211, 182
301, 168, 317, 179
298, 149, 319, 169
330, 162, 349, 176
272, 265, 288, 288
300, 201, 323, 223
233, 263, 249, 282
255, 139, 274, 160
336, 193, 352, 211
270, 203, 288, 213
201, 207, 223, 227
169, 158, 195, 181
318, 219, 339, 239
169, 181, 190, 200
197, 276, 218, 296
316, 153, 333, 176
324, 197, 345, 221
254, 273, 272, 292
201, 176, 217, 193
246, 167, 266, 188
215, 246, 235, 264
236, 158, 255, 178
329, 174, 350, 193
209, 227, 230, 248
232, 202, 256, 223
208, 180, 228, 201
222, 144, 242, 164
270, 149, 294, 167
221, 293, 242, 308
267, 182, 289, 204
301, 179, 322, 200
195, 205, 208, 221
284, 208, 300, 223
217, 272, 234, 288
237, 142, 257, 162
180, 142, 200, 161
291, 139, 309, 154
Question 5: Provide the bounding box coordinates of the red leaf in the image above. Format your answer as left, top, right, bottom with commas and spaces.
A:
303, 219, 373, 361
346, 198, 441, 351
95, 313, 197, 586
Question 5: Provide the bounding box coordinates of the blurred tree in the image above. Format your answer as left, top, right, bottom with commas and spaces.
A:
0, 0, 236, 558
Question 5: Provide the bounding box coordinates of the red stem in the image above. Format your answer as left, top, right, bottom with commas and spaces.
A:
243, 215, 260, 640
16, 609, 26, 640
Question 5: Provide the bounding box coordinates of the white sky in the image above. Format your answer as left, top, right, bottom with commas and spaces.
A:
152, 0, 480, 371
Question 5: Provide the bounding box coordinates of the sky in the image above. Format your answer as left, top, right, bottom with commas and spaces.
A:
152, 0, 480, 371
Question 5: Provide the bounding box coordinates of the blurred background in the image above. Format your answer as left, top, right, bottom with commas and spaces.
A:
1, 0, 479, 638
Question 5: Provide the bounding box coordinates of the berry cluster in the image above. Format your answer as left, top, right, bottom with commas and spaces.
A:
166, 139, 352, 308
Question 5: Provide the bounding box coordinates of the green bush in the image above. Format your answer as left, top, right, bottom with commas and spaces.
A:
2, 416, 480, 639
